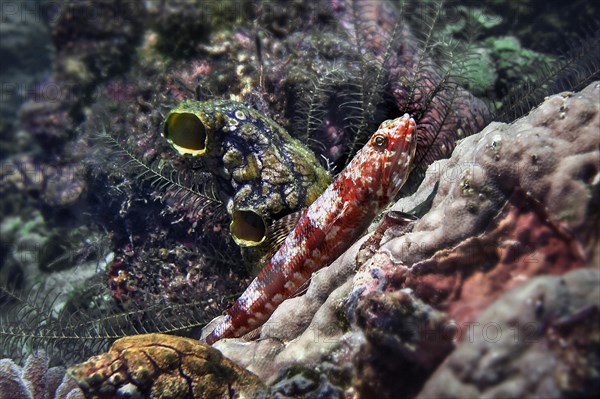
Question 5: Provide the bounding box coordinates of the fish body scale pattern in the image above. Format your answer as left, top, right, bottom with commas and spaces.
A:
206, 115, 417, 344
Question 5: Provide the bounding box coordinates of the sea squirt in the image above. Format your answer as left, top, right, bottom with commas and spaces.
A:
163, 100, 332, 248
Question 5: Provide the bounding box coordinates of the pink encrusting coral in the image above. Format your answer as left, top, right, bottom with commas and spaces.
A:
401, 189, 587, 332
417, 267, 600, 399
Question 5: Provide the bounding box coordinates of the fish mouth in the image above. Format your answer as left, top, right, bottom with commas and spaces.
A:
382, 117, 417, 191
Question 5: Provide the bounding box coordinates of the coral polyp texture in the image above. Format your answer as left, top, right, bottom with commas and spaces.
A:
417, 268, 600, 398
1, 0, 599, 398
68, 334, 266, 399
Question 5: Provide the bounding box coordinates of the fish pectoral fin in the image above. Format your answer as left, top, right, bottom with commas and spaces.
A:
263, 208, 307, 256
319, 200, 351, 230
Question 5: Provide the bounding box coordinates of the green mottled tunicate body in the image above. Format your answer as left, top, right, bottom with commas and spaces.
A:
164, 100, 332, 248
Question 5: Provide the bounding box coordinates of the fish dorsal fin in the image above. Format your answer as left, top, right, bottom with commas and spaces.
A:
263, 209, 306, 255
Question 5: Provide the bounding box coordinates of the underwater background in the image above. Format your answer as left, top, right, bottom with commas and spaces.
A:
1, 0, 599, 398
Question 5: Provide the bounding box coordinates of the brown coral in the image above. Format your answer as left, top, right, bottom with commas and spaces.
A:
68, 333, 266, 399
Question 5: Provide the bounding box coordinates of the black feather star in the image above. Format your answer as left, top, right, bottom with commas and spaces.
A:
96, 125, 224, 218
0, 279, 217, 364
290, 0, 492, 193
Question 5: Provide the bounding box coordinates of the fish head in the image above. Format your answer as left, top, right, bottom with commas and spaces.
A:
358, 114, 417, 202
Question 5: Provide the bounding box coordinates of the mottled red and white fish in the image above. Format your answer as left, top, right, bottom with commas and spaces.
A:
205, 114, 417, 345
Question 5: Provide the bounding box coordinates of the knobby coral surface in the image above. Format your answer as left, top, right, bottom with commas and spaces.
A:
417, 267, 600, 398
208, 82, 599, 396
68, 333, 266, 399
0, 352, 84, 399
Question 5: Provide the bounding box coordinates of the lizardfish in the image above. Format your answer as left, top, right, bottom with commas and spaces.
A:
205, 114, 417, 344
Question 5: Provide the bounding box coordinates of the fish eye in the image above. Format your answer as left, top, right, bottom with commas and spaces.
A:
373, 134, 388, 148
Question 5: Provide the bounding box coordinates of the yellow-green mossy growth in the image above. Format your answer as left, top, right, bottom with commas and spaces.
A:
163, 100, 221, 156
163, 100, 331, 247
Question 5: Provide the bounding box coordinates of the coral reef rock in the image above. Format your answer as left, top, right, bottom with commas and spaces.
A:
0, 1, 52, 130
417, 267, 600, 398
209, 81, 599, 395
